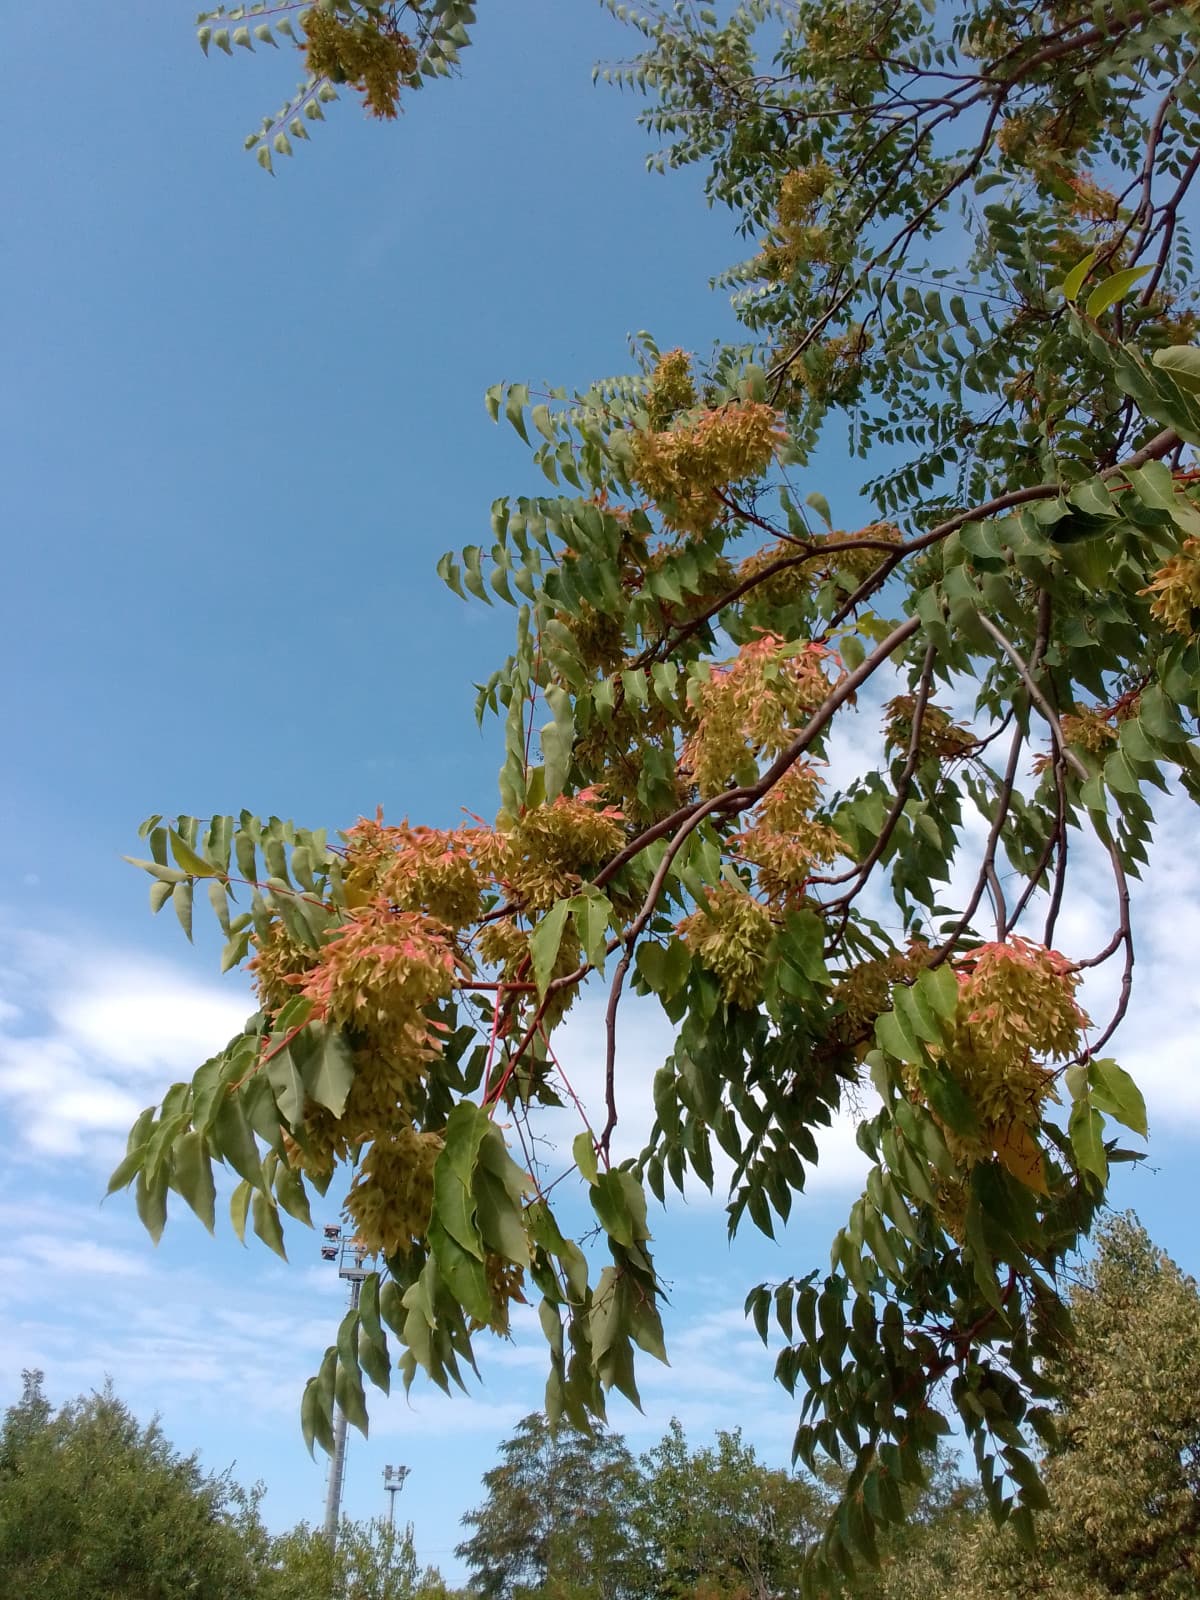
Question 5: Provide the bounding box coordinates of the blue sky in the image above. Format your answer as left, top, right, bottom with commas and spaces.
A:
3, 1, 1200, 1584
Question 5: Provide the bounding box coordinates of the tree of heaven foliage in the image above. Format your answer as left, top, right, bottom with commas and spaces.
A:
190, 1, 477, 171
113, 0, 1200, 1588
845, 1216, 1200, 1599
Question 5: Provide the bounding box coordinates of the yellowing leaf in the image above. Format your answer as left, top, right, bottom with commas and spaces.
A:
530, 898, 571, 997
1084, 264, 1151, 318
992, 1120, 1048, 1195
168, 829, 221, 878
1060, 248, 1098, 302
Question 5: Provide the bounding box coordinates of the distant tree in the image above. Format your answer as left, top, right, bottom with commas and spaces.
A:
0, 1372, 50, 1472
964, 1214, 1200, 1598
0, 1371, 270, 1600
266, 1513, 453, 1600
629, 1419, 830, 1600
456, 1412, 641, 1600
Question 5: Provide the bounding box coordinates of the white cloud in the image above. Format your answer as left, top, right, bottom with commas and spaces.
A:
530, 994, 874, 1205
0, 920, 250, 1163
1066, 794, 1200, 1128
370, 1392, 528, 1440
805, 1104, 874, 1192
54, 966, 251, 1079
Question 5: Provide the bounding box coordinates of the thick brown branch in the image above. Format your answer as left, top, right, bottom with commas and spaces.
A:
988, 0, 1176, 82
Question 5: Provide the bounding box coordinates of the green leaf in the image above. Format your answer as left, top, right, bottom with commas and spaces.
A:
1061, 248, 1098, 302
894, 983, 942, 1045
335, 1310, 370, 1436
302, 1023, 355, 1118
475, 1128, 534, 1270
840, 633, 866, 672
358, 1271, 384, 1344
628, 1279, 667, 1363
136, 1167, 168, 1245
214, 1092, 264, 1189
919, 1066, 980, 1139
173, 1130, 216, 1232
1088, 1058, 1147, 1139
309, 1347, 339, 1455
358, 1323, 391, 1395
530, 898, 571, 997
429, 1219, 492, 1323
875, 1008, 922, 1065
108, 1107, 153, 1194
504, 383, 530, 443
475, 1165, 531, 1267
573, 1130, 599, 1184
570, 889, 611, 972
1069, 1095, 1108, 1183
274, 995, 314, 1034
172, 881, 194, 941
916, 964, 959, 1022
1084, 264, 1151, 318
105, 1145, 145, 1196
124, 856, 189, 885
266, 1040, 306, 1130
1153, 345, 1200, 394
806, 491, 833, 529
148, 880, 174, 914
478, 1121, 534, 1204
592, 1172, 636, 1247
433, 1101, 489, 1258
301, 1370, 333, 1458
251, 1191, 288, 1259
274, 1161, 312, 1227
964, 1191, 1003, 1312
230, 1179, 252, 1244
636, 940, 667, 994
169, 829, 221, 878
540, 685, 574, 802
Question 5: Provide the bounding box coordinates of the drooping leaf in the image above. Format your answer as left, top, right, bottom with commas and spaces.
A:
173, 1130, 217, 1232
1088, 1057, 1148, 1139
530, 898, 571, 997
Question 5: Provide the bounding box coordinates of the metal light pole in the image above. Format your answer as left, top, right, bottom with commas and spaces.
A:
320, 1225, 368, 1549
383, 1464, 410, 1530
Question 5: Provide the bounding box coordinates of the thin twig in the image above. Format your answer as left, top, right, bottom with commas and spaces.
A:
975, 614, 1089, 781
930, 723, 1025, 967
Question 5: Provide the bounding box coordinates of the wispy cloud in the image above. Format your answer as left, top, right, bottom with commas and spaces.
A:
532, 993, 874, 1204
0, 919, 250, 1162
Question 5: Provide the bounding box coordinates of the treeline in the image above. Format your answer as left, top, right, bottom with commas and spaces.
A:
0, 1371, 453, 1600
2, 1217, 1196, 1599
